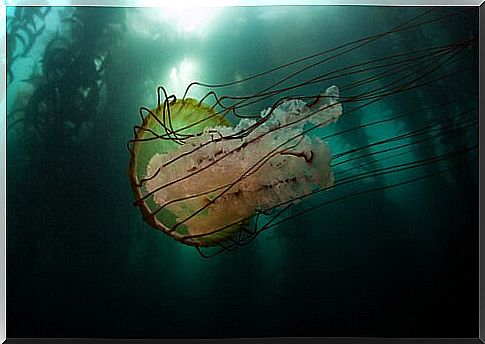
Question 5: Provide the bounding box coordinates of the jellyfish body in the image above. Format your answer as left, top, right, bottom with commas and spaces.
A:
130, 86, 342, 247
128, 8, 477, 256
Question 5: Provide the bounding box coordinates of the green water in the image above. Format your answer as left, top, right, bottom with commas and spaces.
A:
6, 6, 478, 338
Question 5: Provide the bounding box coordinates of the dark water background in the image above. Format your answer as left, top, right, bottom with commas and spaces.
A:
6, 5, 478, 338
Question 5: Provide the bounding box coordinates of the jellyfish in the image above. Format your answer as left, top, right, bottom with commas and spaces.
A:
128, 8, 477, 257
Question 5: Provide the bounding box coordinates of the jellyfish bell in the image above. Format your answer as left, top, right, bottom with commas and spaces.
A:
129, 85, 342, 247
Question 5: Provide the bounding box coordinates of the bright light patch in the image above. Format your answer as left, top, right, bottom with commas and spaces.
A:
166, 58, 205, 99
127, 6, 224, 39
133, 0, 238, 8
152, 7, 222, 37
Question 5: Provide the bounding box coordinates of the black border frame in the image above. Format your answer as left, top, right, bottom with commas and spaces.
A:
3, 3, 483, 344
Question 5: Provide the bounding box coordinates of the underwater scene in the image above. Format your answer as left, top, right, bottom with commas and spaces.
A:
6, 5, 478, 338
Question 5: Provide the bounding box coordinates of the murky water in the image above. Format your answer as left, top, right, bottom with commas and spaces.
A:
6, 6, 478, 338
